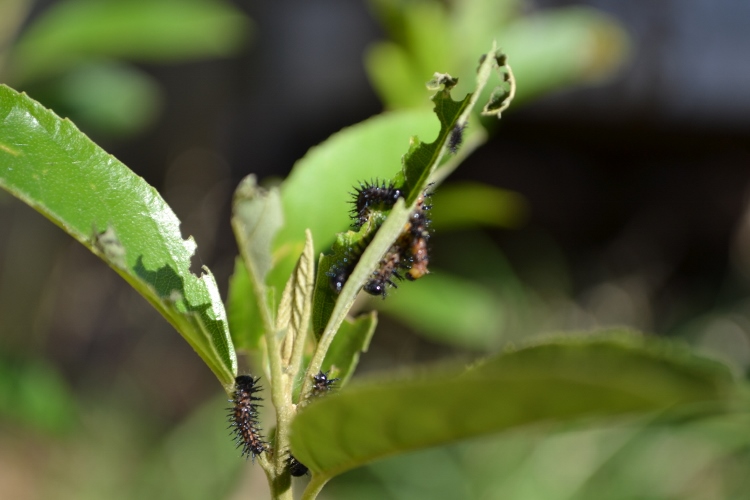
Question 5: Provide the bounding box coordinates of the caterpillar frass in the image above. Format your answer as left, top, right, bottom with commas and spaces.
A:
312, 370, 339, 395
350, 179, 403, 228
228, 375, 267, 460
287, 454, 309, 477
448, 122, 466, 154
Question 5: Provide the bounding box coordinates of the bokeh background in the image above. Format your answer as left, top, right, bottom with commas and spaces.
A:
2, 0, 750, 498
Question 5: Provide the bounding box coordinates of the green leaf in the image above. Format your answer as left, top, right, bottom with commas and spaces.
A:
495, 7, 630, 102
226, 257, 263, 350
230, 175, 284, 343
0, 358, 76, 435
0, 84, 236, 388
9, 0, 252, 83
366, 0, 629, 108
376, 272, 503, 350
400, 73, 471, 199
278, 229, 315, 368
233, 175, 284, 287
37, 61, 162, 137
291, 332, 734, 481
322, 312, 378, 387
428, 181, 528, 230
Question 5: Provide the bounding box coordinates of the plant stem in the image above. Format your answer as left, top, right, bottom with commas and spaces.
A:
300, 474, 331, 500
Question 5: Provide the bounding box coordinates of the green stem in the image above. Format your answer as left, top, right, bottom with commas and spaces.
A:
300, 474, 331, 500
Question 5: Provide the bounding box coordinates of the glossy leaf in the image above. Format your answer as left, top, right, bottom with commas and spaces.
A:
0, 85, 236, 388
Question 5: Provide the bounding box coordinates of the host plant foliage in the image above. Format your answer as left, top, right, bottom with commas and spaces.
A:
0, 45, 738, 500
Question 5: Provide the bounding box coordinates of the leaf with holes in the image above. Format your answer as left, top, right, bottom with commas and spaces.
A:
0, 85, 236, 389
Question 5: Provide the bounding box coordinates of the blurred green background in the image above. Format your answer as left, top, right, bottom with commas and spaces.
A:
2, 0, 750, 498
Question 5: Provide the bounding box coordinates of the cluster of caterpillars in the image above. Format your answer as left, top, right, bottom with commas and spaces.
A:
228, 371, 337, 477
328, 179, 433, 298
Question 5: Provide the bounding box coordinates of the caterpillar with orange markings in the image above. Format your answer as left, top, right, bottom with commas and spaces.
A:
228, 375, 267, 460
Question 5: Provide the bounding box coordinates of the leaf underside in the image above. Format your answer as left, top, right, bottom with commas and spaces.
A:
290, 332, 734, 479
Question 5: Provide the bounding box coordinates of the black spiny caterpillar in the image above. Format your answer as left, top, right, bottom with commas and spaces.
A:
228, 375, 267, 460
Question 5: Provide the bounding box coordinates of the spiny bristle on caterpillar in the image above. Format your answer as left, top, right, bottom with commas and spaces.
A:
327, 257, 356, 294
327, 238, 368, 294
448, 122, 467, 154
349, 179, 403, 228
363, 245, 407, 298
312, 370, 339, 395
228, 375, 267, 460
329, 181, 433, 298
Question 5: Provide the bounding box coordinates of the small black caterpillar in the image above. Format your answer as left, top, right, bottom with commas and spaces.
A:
327, 238, 368, 294
228, 375, 266, 460
364, 186, 433, 292
312, 370, 339, 394
362, 243, 407, 298
448, 122, 467, 154
350, 179, 403, 228
287, 454, 309, 477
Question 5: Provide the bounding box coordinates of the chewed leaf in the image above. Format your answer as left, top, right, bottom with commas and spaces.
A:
399, 73, 471, 201
481, 52, 516, 118
0, 85, 236, 389
311, 45, 513, 339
